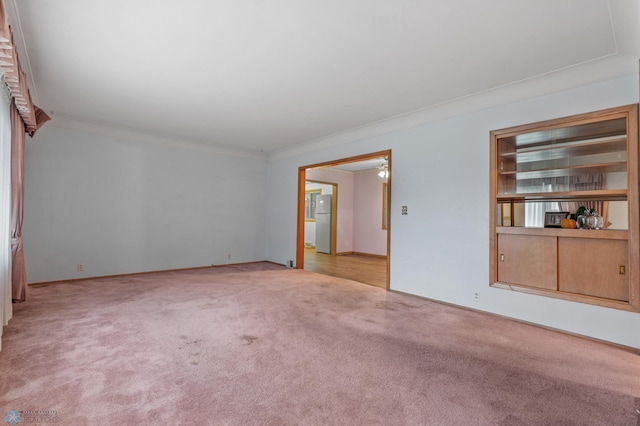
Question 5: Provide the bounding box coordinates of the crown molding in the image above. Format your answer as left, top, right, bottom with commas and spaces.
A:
267, 54, 638, 162
47, 115, 267, 161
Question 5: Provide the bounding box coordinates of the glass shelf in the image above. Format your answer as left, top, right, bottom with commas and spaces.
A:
496, 118, 628, 197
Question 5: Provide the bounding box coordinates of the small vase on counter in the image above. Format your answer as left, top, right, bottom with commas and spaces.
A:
576, 209, 603, 229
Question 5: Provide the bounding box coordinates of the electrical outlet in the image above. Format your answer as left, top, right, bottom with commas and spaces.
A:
287, 260, 294, 268
227, 253, 231, 260
401, 205, 408, 215
474, 292, 480, 301
76, 264, 84, 272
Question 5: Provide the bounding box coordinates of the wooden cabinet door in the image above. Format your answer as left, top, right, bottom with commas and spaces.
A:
558, 238, 629, 301
497, 234, 557, 290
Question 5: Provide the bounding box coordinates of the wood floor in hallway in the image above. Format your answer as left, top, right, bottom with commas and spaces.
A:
303, 248, 388, 289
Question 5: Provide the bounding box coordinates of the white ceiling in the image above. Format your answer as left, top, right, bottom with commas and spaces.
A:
8, 0, 640, 154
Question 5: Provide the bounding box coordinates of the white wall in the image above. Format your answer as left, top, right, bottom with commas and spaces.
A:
24, 125, 267, 282
265, 74, 640, 349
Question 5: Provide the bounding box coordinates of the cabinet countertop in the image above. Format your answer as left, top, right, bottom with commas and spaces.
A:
496, 226, 628, 240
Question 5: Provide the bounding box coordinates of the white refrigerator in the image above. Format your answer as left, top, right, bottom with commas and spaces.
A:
315, 194, 332, 254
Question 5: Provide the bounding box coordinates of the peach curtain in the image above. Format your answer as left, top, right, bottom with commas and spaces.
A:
0, 0, 50, 302
0, 2, 50, 135
520, 175, 607, 217
10, 99, 26, 301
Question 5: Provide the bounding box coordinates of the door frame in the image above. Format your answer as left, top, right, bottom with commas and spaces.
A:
297, 149, 392, 290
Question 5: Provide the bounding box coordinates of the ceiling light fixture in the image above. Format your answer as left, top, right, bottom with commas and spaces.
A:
377, 163, 389, 179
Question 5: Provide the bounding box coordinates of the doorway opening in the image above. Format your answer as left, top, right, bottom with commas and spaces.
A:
303, 181, 338, 254
297, 150, 391, 290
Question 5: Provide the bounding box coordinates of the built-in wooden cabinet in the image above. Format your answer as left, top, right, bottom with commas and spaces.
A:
497, 233, 557, 290
557, 237, 628, 301
490, 104, 639, 311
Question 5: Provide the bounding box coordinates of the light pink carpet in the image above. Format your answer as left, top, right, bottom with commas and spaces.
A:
1, 263, 639, 425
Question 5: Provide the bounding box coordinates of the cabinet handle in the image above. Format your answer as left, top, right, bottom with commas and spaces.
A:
620, 265, 625, 275
500, 254, 505, 262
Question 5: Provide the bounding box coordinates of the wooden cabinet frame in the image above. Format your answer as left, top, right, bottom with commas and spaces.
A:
489, 104, 640, 311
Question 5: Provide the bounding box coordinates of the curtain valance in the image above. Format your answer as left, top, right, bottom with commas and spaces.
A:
0, 1, 49, 136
